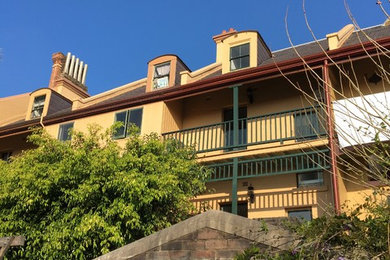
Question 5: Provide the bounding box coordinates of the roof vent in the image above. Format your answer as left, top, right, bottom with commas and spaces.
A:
63, 52, 88, 85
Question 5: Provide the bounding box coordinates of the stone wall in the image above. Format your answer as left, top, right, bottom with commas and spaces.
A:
131, 227, 254, 260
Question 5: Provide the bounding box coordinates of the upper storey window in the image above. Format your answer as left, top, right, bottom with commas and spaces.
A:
153, 62, 170, 89
230, 43, 249, 71
113, 108, 143, 139
58, 122, 74, 141
31, 95, 46, 119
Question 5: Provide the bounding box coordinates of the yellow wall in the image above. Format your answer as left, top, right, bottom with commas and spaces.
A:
215, 31, 269, 74
45, 101, 165, 140
341, 168, 389, 214
193, 172, 333, 219
162, 100, 183, 133
331, 58, 390, 100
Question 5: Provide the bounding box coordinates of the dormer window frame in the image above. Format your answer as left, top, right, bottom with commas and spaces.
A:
153, 62, 171, 89
31, 95, 46, 119
230, 43, 250, 71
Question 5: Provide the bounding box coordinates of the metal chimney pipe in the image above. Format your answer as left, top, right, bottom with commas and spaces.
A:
69, 55, 76, 77
64, 52, 71, 74
73, 58, 80, 79
81, 64, 88, 85
77, 61, 84, 82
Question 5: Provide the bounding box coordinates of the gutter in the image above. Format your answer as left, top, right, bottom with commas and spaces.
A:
323, 59, 341, 214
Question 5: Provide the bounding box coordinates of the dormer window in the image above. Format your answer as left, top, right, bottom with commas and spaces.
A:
31, 95, 46, 119
230, 43, 249, 71
153, 62, 170, 89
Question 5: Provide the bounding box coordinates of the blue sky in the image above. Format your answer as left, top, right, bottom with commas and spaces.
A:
0, 1, 388, 97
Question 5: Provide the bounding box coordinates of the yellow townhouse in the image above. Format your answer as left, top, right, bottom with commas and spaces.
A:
1, 23, 389, 221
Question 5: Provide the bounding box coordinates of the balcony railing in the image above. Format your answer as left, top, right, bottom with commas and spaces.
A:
162, 106, 327, 153
207, 149, 330, 182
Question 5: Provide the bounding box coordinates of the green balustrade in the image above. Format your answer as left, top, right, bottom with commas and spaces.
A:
162, 106, 327, 153
207, 149, 330, 182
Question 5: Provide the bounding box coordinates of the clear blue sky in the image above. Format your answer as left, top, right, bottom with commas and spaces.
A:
0, 1, 388, 97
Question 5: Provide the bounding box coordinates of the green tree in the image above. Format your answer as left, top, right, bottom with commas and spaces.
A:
0, 125, 209, 259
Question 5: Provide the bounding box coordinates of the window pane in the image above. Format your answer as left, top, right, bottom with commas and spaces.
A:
297, 172, 323, 187
224, 107, 247, 149
241, 56, 250, 68
34, 95, 46, 106
154, 76, 169, 89
294, 111, 319, 140
300, 172, 318, 181
220, 202, 248, 217
128, 108, 143, 131
230, 46, 240, 59
154, 63, 170, 77
288, 210, 312, 221
31, 95, 46, 118
114, 111, 127, 138
241, 43, 249, 56
58, 123, 74, 141
230, 59, 238, 71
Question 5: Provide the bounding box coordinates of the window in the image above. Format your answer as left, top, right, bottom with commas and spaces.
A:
113, 108, 143, 139
223, 107, 247, 150
220, 201, 248, 218
31, 95, 46, 119
294, 109, 321, 140
1, 151, 12, 162
153, 62, 170, 89
288, 209, 312, 221
297, 171, 323, 187
230, 43, 250, 71
58, 122, 74, 141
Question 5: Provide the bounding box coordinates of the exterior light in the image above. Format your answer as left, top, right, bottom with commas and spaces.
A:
247, 184, 255, 204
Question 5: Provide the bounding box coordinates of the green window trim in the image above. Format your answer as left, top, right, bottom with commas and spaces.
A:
113, 108, 143, 139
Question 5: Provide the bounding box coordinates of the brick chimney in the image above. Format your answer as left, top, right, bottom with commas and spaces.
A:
48, 52, 65, 89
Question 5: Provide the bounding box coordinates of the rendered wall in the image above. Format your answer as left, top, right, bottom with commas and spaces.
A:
193, 172, 333, 219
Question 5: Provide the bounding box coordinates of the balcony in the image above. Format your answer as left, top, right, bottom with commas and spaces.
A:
162, 106, 327, 153
207, 149, 330, 182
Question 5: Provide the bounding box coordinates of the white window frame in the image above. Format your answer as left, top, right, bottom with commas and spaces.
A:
153, 62, 170, 89
58, 122, 74, 141
31, 95, 46, 119
297, 171, 323, 187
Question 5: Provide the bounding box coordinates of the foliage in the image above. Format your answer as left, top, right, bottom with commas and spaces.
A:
235, 195, 390, 260
0, 125, 209, 259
